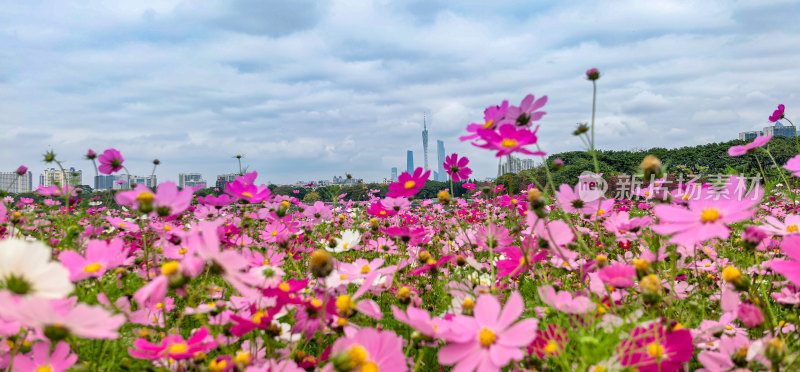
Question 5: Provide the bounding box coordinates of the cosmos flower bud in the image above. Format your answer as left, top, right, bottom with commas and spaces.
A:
639, 274, 662, 304
437, 190, 451, 204
573, 123, 590, 136
456, 255, 466, 266
633, 258, 651, 278
586, 68, 600, 80
43, 150, 56, 163
152, 159, 160, 165
764, 337, 786, 363
639, 155, 663, 179
596, 255, 608, 267
418, 250, 431, 263
551, 158, 564, 171
15, 165, 27, 176
310, 249, 334, 278
397, 286, 412, 304
461, 297, 475, 315
85, 149, 97, 160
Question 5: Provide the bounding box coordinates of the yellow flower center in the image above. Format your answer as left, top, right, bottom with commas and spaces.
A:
178, 248, 187, 255
119, 223, 126, 227
544, 341, 558, 354
84, 263, 102, 273
595, 367, 606, 372
161, 261, 180, 276
482, 119, 494, 129
360, 265, 372, 274
647, 342, 665, 358
263, 259, 271, 265
279, 282, 290, 292
597, 209, 605, 216
788, 225, 799, 232
136, 192, 154, 203
462, 298, 475, 310
500, 139, 518, 148
209, 360, 228, 372
700, 208, 721, 223
362, 362, 379, 372
478, 327, 496, 347
404, 180, 416, 189
234, 351, 251, 365
271, 231, 278, 236
347, 345, 369, 366
241, 192, 253, 198
168, 343, 188, 354
252, 310, 267, 324
156, 302, 164, 309
722, 266, 741, 282
342, 243, 350, 250
36, 367, 52, 372
336, 295, 355, 314
379, 210, 386, 216
164, 225, 172, 231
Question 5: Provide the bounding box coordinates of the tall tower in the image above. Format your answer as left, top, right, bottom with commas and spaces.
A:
406, 151, 414, 174
436, 140, 446, 181
422, 113, 429, 172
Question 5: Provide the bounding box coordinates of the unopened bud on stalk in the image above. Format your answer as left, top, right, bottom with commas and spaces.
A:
310, 249, 334, 278
722, 266, 749, 291
639, 274, 662, 304
397, 286, 412, 304
764, 337, 786, 364
640, 155, 663, 179
438, 190, 451, 204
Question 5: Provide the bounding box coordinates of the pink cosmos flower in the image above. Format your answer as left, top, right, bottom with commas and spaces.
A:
12, 341, 77, 372
618, 324, 694, 372
771, 235, 800, 286
556, 183, 601, 215
460, 100, 511, 141
597, 264, 636, 288
438, 292, 538, 371
129, 326, 217, 360
366, 201, 397, 219
537, 285, 596, 314
727, 135, 771, 156
59, 238, 128, 281
326, 327, 406, 372
153, 181, 194, 217
697, 334, 759, 372
652, 176, 762, 247
0, 293, 126, 339
387, 167, 430, 198
783, 154, 800, 177
225, 172, 271, 203
506, 94, 547, 127
391, 306, 450, 338
442, 153, 473, 182
198, 194, 233, 208
769, 104, 785, 122
97, 149, 124, 174
736, 303, 763, 327
473, 124, 547, 157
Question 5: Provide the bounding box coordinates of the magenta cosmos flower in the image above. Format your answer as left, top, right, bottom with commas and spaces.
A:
438, 291, 538, 371
326, 327, 406, 372
387, 167, 430, 198
442, 153, 473, 182
460, 100, 510, 141
769, 104, 785, 122
556, 183, 601, 215
618, 324, 694, 372
97, 148, 124, 174
15, 165, 27, 176
473, 124, 547, 158
728, 135, 771, 156
129, 326, 217, 360
597, 263, 636, 288
506, 94, 547, 127
651, 176, 762, 247
225, 172, 271, 203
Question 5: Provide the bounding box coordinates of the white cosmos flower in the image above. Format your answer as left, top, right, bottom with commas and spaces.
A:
326, 229, 361, 253
0, 239, 73, 298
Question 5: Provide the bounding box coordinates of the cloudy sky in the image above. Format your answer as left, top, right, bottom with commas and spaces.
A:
1, 0, 799, 185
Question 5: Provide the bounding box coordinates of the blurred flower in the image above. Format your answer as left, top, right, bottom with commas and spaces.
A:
473, 124, 546, 158
129, 326, 217, 360
387, 167, 430, 198
728, 135, 772, 156
0, 240, 73, 298
586, 68, 600, 80
12, 341, 77, 372
769, 104, 785, 122
97, 149, 124, 174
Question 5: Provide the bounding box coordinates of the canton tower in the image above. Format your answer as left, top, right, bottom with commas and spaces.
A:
422, 113, 429, 172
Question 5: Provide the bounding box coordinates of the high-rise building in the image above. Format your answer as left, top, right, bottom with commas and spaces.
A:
94, 175, 118, 191
127, 175, 157, 188
436, 140, 446, 182
391, 167, 398, 181
739, 120, 796, 140
0, 171, 33, 194
422, 114, 429, 172
178, 173, 206, 189
40, 168, 82, 188
216, 173, 240, 189
497, 155, 536, 176
406, 151, 414, 174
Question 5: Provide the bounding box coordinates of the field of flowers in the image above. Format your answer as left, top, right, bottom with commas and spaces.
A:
0, 69, 798, 371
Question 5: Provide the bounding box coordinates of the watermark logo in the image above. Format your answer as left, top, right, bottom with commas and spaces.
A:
577, 171, 607, 202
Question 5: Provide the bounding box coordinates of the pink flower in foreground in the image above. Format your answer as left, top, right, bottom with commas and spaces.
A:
556, 183, 601, 215
59, 238, 128, 281
443, 153, 473, 182
129, 326, 217, 360
618, 324, 694, 372
97, 148, 124, 174
0, 293, 126, 339
326, 327, 406, 372
387, 167, 430, 198
727, 135, 771, 156
783, 154, 800, 177
697, 334, 760, 372
737, 303, 763, 328
769, 104, 785, 122
153, 181, 194, 217
473, 124, 547, 158
438, 292, 538, 371
597, 264, 636, 288
651, 176, 762, 247
771, 235, 800, 286
460, 101, 510, 141
13, 341, 77, 372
